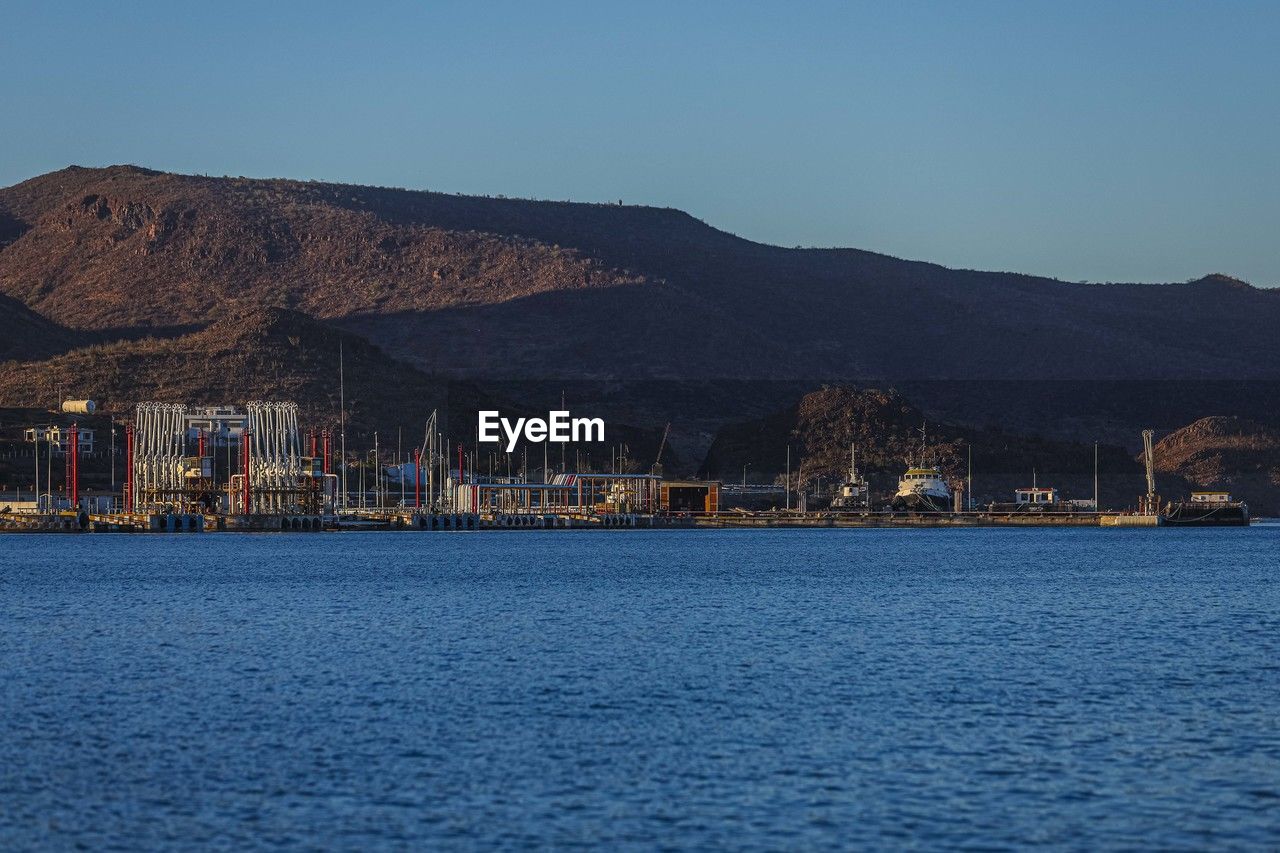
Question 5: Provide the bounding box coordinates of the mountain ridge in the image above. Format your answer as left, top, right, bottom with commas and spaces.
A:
2, 165, 1276, 382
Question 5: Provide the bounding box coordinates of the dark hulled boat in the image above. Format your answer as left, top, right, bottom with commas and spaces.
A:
1163, 491, 1250, 526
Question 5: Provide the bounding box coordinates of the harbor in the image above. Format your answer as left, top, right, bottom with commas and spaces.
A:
0, 399, 1250, 533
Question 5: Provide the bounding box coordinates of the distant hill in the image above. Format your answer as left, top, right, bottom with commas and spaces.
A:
2, 165, 1278, 381
1152, 416, 1280, 513
0, 306, 443, 436
0, 305, 677, 474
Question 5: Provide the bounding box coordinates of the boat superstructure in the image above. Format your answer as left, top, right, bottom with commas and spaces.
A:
891, 425, 952, 512
1164, 490, 1250, 526
831, 443, 870, 510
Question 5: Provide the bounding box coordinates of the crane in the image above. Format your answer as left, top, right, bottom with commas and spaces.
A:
652, 422, 671, 476
1142, 428, 1156, 515
414, 410, 438, 510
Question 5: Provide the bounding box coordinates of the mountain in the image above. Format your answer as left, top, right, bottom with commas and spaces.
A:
1152, 416, 1280, 513
3, 165, 1278, 383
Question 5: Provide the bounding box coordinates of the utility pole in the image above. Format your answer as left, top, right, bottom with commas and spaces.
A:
1093, 441, 1099, 511
967, 443, 972, 511
786, 445, 791, 511
339, 338, 347, 511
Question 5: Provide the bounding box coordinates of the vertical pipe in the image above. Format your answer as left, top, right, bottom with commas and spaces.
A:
414, 448, 421, 508
125, 423, 134, 513
33, 427, 40, 512
242, 430, 252, 514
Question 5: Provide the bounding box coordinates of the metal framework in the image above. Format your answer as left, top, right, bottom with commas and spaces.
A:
132, 403, 188, 510
243, 401, 304, 513
1141, 428, 1158, 515
131, 400, 332, 516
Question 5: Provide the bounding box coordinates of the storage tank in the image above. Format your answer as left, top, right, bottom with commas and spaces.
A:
60, 400, 96, 415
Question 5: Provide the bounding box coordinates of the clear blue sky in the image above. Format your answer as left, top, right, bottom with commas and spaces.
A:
5, 1, 1279, 285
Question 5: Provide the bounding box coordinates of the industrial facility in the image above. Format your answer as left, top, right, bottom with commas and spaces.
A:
0, 398, 732, 532
0, 400, 1248, 532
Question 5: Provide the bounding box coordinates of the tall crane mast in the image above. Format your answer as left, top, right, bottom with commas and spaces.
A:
652, 422, 671, 475
1142, 429, 1156, 514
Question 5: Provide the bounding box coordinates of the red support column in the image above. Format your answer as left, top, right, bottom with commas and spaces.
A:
197, 428, 206, 459
68, 423, 79, 508
322, 431, 331, 475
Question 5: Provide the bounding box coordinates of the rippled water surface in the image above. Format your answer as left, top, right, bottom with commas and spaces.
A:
2, 527, 1279, 848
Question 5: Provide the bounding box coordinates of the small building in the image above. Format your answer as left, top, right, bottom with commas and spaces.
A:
660, 480, 720, 514
1015, 486, 1059, 505
184, 406, 248, 446
23, 425, 96, 454
1190, 491, 1232, 504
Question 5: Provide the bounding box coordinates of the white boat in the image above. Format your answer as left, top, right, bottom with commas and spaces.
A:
891, 425, 952, 512
892, 467, 952, 511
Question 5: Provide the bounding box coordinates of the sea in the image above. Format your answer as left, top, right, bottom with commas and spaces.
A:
2, 526, 1278, 849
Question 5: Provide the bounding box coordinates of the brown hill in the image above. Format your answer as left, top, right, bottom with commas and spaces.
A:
1152, 416, 1280, 513
0, 305, 440, 435
3, 165, 1278, 381
0, 306, 678, 476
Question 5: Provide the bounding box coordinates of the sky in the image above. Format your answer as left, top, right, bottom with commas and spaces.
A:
4, 1, 1279, 285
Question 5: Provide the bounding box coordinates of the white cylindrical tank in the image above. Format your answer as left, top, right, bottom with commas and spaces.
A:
61, 400, 96, 415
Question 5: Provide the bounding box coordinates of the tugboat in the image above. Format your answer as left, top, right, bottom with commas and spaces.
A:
891, 425, 952, 512
831, 443, 870, 510
1163, 491, 1250, 526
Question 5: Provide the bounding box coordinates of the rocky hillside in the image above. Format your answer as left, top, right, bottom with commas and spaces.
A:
0, 306, 677, 474
0, 306, 443, 435
3, 165, 1278, 381
1152, 416, 1280, 513
703, 386, 1149, 508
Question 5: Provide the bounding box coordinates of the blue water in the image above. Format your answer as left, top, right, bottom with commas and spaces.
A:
2, 528, 1278, 849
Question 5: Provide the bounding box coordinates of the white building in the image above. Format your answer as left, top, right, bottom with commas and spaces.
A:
23, 425, 96, 454
1015, 486, 1059, 505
